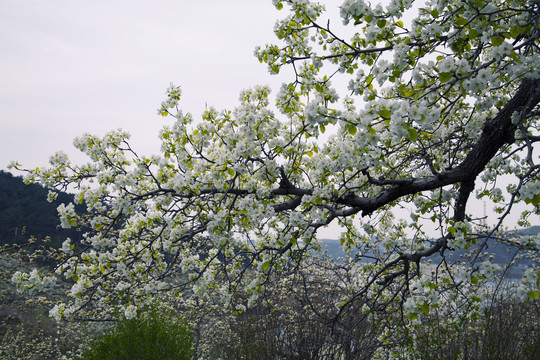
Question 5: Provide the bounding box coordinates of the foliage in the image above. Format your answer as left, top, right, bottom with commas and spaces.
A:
78, 308, 193, 360
8, 0, 540, 331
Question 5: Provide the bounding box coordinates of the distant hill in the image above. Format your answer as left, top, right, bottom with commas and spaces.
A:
320, 226, 540, 273
0, 170, 84, 247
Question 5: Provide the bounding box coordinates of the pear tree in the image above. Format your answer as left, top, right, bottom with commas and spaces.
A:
10, 0, 540, 322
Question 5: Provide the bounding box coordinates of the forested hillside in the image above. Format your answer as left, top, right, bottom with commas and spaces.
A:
0, 170, 84, 247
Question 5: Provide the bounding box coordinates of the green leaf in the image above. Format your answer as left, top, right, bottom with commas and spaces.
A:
262, 261, 271, 272
469, 28, 478, 39
510, 26, 521, 39
400, 87, 414, 97
420, 302, 430, 315
377, 19, 387, 28
320, 124, 326, 133
227, 168, 235, 177
524, 194, 540, 207
491, 36, 504, 46
408, 312, 419, 321
456, 17, 468, 26
396, 20, 404, 27
348, 125, 357, 135
528, 290, 540, 300
406, 127, 418, 141
379, 109, 391, 119
430, 9, 439, 18
439, 72, 453, 83
471, 276, 478, 285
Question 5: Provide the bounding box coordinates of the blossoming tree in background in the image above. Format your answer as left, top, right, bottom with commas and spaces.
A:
10, 0, 540, 323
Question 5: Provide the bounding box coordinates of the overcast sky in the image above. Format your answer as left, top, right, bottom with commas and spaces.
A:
1, 1, 536, 233
0, 0, 287, 169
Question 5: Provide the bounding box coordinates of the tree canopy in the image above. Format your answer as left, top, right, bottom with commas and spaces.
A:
10, 0, 540, 322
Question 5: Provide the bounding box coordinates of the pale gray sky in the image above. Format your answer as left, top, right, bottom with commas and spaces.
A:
0, 0, 284, 169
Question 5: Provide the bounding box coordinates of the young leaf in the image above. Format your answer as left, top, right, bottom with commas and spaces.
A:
492, 36, 504, 46
456, 17, 468, 26
528, 290, 540, 300
420, 302, 430, 315
440, 72, 453, 83
379, 109, 391, 119
406, 127, 418, 141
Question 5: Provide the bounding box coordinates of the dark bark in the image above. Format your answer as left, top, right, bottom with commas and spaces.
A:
336, 78, 540, 217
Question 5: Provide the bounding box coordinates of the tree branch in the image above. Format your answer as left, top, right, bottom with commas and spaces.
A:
337, 78, 540, 216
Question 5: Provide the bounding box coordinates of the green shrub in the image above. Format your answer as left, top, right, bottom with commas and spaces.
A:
79, 308, 193, 360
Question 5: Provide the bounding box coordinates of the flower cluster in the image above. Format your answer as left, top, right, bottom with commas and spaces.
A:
12, 269, 56, 295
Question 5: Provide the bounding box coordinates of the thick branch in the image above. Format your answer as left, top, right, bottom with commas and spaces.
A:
454, 179, 475, 222
133, 80, 540, 222
338, 78, 540, 216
